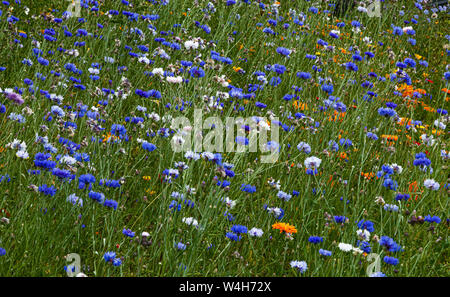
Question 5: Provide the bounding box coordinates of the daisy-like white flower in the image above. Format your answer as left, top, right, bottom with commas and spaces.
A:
182, 217, 199, 227
223, 197, 236, 209
424, 179, 440, 191
390, 163, 403, 174
357, 229, 371, 241
152, 67, 164, 76
185, 151, 200, 161
166, 76, 183, 83
420, 134, 435, 146
16, 149, 29, 159
248, 228, 264, 237
184, 40, 199, 50
290, 260, 307, 274
304, 156, 322, 169
338, 243, 353, 252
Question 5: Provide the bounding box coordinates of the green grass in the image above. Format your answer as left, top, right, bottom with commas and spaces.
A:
0, 0, 448, 277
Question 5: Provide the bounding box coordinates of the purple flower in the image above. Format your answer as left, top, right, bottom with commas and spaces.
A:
5, 91, 24, 105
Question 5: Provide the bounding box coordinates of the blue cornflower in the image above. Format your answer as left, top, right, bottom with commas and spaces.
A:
297, 72, 311, 79
123, 228, 135, 238
395, 193, 410, 201
276, 190, 292, 201
276, 47, 291, 57
383, 256, 399, 266
240, 184, 256, 193
319, 249, 332, 256
297, 142, 311, 154
366, 132, 378, 140
176, 242, 186, 250
89, 191, 105, 203
379, 236, 403, 252
345, 62, 358, 72
334, 216, 347, 223
231, 225, 248, 234
357, 220, 374, 232
103, 251, 116, 262
339, 138, 352, 148
321, 83, 334, 94
378, 107, 397, 117
308, 236, 323, 244
424, 215, 441, 224
103, 199, 118, 210
226, 232, 241, 241
39, 184, 57, 196
142, 141, 157, 152
189, 66, 205, 78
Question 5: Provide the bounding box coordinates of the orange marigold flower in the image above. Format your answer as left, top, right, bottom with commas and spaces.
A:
272, 222, 297, 234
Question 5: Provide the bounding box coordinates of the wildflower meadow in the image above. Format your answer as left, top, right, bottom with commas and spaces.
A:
0, 0, 448, 278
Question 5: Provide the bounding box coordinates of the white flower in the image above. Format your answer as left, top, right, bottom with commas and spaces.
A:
182, 217, 199, 227
66, 49, 79, 57
88, 68, 100, 74
363, 36, 372, 44
223, 197, 236, 209
166, 76, 183, 83
138, 57, 152, 65
248, 228, 263, 237
16, 149, 29, 159
390, 163, 403, 174
59, 155, 77, 165
172, 135, 186, 146
104, 56, 115, 63
152, 68, 164, 76
402, 26, 413, 33
424, 179, 440, 191
331, 29, 340, 36
141, 231, 150, 237
420, 134, 435, 146
352, 247, 363, 255
304, 156, 322, 169
184, 40, 199, 50
148, 112, 160, 122
338, 243, 353, 252
357, 6, 368, 13
66, 194, 83, 207
185, 151, 200, 161
290, 260, 307, 273
201, 152, 215, 160
267, 207, 282, 217
357, 229, 371, 241
434, 119, 446, 130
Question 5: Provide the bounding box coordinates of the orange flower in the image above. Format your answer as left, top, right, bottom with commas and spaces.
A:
102, 132, 120, 143
361, 172, 375, 180
381, 135, 398, 141
272, 222, 297, 234
293, 100, 308, 110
